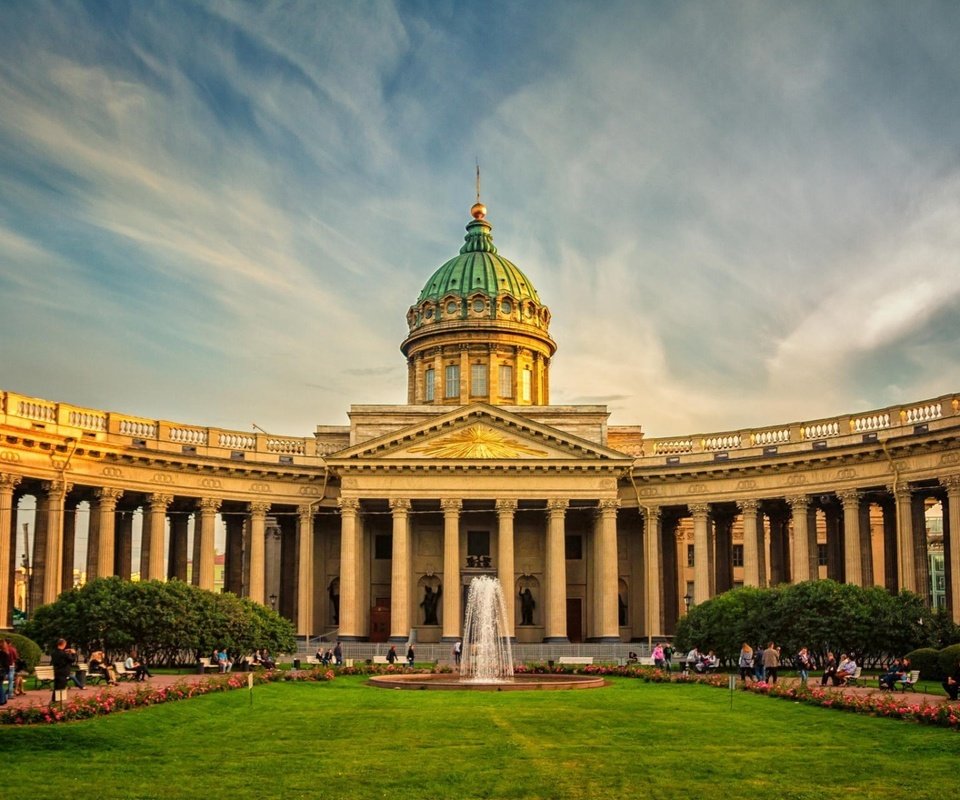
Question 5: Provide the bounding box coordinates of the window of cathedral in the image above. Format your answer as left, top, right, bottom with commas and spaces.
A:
471, 363, 487, 396
521, 367, 532, 402
444, 365, 459, 398
424, 368, 435, 401
499, 365, 513, 398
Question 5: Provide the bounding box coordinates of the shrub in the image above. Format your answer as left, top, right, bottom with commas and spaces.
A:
937, 643, 960, 678
4, 633, 42, 672
904, 647, 941, 680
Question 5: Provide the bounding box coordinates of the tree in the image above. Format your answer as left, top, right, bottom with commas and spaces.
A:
674, 580, 928, 668
23, 577, 296, 664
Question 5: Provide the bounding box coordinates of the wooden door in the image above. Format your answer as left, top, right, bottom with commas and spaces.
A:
566, 598, 583, 643
369, 601, 390, 643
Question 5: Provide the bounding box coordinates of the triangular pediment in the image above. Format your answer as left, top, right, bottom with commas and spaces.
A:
327, 404, 630, 463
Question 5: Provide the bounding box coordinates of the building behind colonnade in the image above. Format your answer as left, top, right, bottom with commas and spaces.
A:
2, 199, 959, 641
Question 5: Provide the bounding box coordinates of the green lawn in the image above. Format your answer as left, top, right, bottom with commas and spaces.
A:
4, 676, 958, 799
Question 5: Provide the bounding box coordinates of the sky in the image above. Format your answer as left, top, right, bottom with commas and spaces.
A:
2, 0, 960, 441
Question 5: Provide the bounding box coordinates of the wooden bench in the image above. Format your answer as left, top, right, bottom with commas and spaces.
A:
114, 662, 136, 681
841, 666, 865, 687
77, 662, 103, 685
372, 655, 392, 665
557, 657, 593, 665
33, 665, 54, 689
198, 657, 220, 673
896, 670, 920, 692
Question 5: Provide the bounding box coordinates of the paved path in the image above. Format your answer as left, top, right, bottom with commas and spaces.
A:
2, 670, 216, 711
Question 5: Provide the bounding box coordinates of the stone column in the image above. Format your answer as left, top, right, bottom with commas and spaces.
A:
940, 476, 960, 623
196, 498, 220, 591
248, 502, 269, 605
595, 499, 620, 642
61, 500, 78, 593
90, 488, 124, 580
115, 510, 133, 580
891, 484, 916, 592
738, 500, 761, 587
459, 345, 470, 404
544, 499, 568, 642
41, 481, 71, 604
337, 498, 361, 639
642, 506, 662, 638
840, 490, 863, 586
297, 505, 314, 636
441, 498, 462, 641
496, 499, 517, 639
691, 503, 710, 605
0, 474, 22, 628
168, 511, 189, 581
389, 498, 412, 642
787, 496, 811, 583
144, 494, 172, 582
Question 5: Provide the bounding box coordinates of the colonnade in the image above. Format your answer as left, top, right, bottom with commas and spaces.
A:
3, 471, 960, 638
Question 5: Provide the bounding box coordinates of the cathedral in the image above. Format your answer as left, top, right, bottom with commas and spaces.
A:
2, 199, 959, 643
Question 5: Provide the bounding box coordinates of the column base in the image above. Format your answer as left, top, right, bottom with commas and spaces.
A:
440, 636, 461, 643
336, 635, 366, 642
388, 635, 411, 644
586, 636, 622, 644
542, 636, 569, 644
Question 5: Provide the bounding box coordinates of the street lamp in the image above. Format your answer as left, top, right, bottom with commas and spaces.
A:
269, 593, 278, 610
683, 593, 692, 613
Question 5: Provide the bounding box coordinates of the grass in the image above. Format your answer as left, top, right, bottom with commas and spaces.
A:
4, 676, 959, 799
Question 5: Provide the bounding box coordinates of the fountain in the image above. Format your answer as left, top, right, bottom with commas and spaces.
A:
368, 576, 604, 691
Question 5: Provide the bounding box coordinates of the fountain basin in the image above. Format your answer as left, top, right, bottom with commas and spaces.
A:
368, 673, 605, 691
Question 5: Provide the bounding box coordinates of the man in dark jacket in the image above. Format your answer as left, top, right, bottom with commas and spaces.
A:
50, 638, 76, 704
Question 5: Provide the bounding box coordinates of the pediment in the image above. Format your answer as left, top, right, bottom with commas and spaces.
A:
328, 404, 630, 463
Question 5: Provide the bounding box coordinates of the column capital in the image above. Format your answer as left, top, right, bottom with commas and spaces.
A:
298, 504, 314, 522
597, 498, 620, 513
547, 498, 569, 514
389, 497, 412, 513
889, 483, 912, 501
939, 474, 960, 494
495, 498, 518, 515
641, 505, 661, 523
95, 487, 124, 509
440, 498, 463, 513
786, 495, 810, 510
198, 497, 222, 514
690, 502, 709, 517
148, 493, 173, 511
249, 501, 271, 516
838, 488, 861, 506
737, 499, 759, 515
42, 479, 73, 498
0, 473, 22, 491
337, 496, 360, 513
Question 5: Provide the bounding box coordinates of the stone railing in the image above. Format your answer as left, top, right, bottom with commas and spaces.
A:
642, 393, 959, 462
0, 389, 324, 465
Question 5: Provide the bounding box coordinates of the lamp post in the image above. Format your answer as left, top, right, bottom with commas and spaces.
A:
269, 593, 277, 611
683, 593, 692, 614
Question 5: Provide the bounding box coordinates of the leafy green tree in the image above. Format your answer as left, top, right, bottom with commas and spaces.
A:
675, 580, 928, 668
23, 577, 295, 664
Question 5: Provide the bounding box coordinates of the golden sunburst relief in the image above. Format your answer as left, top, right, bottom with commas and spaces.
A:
407, 424, 549, 458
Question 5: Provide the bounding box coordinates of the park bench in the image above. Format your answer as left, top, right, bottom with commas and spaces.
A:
33, 665, 54, 689
197, 657, 220, 673
896, 670, 920, 692
76, 662, 103, 685
840, 666, 864, 687
113, 661, 136, 681
557, 657, 593, 665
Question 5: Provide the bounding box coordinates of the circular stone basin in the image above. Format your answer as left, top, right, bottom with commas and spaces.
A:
367, 673, 606, 691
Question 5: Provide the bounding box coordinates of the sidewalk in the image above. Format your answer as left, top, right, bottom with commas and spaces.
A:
2, 670, 214, 712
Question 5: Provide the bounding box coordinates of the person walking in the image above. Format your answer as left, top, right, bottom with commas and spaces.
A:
453, 640, 462, 666
796, 647, 813, 685
738, 643, 753, 683
50, 638, 76, 705
406, 644, 415, 667
386, 645, 398, 665
762, 642, 780, 684
333, 641, 343, 666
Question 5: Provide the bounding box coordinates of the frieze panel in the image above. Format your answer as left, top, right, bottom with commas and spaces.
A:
102, 466, 123, 478
736, 480, 757, 491
836, 468, 856, 480
940, 453, 960, 466
152, 473, 174, 484
0, 451, 21, 463
637, 487, 658, 498
200, 478, 222, 489
299, 486, 323, 496
249, 483, 271, 494
785, 475, 807, 486
687, 483, 707, 494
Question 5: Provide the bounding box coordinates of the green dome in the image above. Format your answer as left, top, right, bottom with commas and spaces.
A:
416, 216, 542, 304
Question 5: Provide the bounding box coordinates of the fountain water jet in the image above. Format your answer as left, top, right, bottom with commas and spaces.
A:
459, 575, 513, 683
367, 575, 604, 691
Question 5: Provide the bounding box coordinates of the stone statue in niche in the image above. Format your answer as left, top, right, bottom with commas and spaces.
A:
421, 584, 442, 625
519, 587, 536, 626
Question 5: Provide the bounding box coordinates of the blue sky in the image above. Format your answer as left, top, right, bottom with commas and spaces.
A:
2, 0, 959, 439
